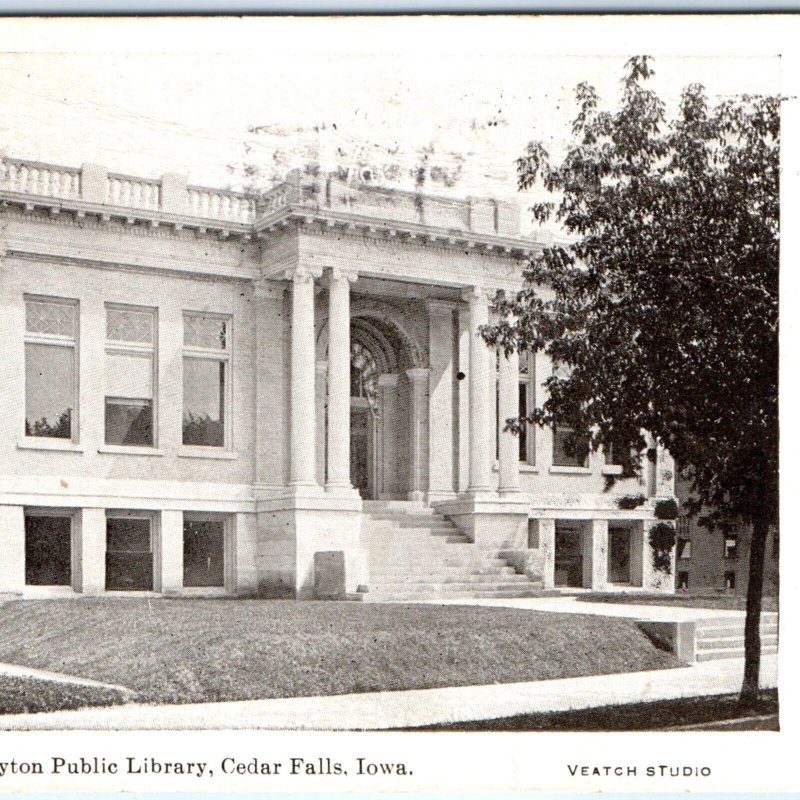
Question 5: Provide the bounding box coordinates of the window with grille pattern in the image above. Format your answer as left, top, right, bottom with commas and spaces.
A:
183, 313, 230, 448
24, 297, 78, 440
105, 305, 156, 446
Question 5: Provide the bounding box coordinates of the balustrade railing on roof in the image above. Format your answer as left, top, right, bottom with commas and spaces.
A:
0, 157, 81, 200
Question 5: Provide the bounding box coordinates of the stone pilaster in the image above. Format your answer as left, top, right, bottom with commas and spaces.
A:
498, 345, 521, 496
78, 507, 106, 594
0, 505, 25, 593
159, 510, 183, 595
325, 267, 358, 495
406, 367, 430, 501
426, 299, 456, 500
583, 519, 609, 590
378, 373, 399, 499
286, 267, 322, 493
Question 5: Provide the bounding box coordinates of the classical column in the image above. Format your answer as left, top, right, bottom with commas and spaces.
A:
315, 361, 328, 486
325, 268, 358, 494
426, 300, 456, 499
463, 287, 493, 495
378, 373, 399, 499
456, 304, 471, 493
498, 345, 521, 495
406, 367, 430, 501
286, 267, 322, 491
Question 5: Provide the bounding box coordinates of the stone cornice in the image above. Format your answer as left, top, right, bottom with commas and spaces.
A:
4, 248, 254, 283
254, 204, 541, 259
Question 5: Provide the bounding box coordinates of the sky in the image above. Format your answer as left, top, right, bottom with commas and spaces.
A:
0, 17, 784, 235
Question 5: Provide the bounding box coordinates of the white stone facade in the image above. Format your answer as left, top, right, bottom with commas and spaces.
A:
0, 156, 676, 600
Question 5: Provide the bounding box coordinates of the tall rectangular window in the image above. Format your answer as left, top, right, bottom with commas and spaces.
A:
105, 306, 156, 446
183, 313, 230, 448
25, 297, 78, 440
550, 359, 588, 467
518, 351, 535, 464
723, 534, 738, 560
106, 514, 153, 591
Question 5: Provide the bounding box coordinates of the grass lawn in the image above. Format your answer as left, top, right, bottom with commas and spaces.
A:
578, 592, 778, 612
0, 675, 128, 715
0, 598, 680, 706
410, 689, 779, 731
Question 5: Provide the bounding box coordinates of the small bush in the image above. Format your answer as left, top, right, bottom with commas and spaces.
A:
654, 498, 679, 520
649, 522, 676, 574
617, 494, 646, 511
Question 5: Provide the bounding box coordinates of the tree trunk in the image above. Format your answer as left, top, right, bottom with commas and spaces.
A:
739, 514, 768, 707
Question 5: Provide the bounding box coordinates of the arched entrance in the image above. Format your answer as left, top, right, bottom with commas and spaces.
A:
349, 340, 379, 498
318, 300, 424, 500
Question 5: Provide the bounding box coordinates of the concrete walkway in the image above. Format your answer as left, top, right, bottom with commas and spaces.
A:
0, 661, 133, 695
418, 595, 760, 622
0, 654, 778, 731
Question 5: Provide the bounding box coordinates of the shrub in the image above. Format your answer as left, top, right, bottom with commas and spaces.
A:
649, 522, 676, 574
654, 498, 679, 520
617, 494, 646, 510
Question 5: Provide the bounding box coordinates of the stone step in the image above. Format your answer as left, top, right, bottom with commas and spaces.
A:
365, 516, 454, 529
367, 572, 533, 585
362, 501, 429, 512
369, 565, 519, 578
696, 645, 779, 662
696, 623, 778, 639
696, 636, 778, 652
360, 585, 547, 602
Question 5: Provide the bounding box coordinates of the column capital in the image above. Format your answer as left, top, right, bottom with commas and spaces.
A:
406, 367, 430, 384
461, 285, 490, 305
253, 278, 285, 299
327, 267, 359, 284
284, 266, 323, 284
426, 298, 457, 317
378, 373, 400, 388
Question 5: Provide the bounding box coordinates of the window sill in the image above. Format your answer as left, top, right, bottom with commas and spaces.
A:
601, 464, 623, 476
98, 445, 164, 457
549, 465, 592, 475
18, 438, 85, 453
178, 447, 238, 460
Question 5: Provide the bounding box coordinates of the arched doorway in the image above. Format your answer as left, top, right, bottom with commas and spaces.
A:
350, 340, 379, 498
318, 301, 424, 500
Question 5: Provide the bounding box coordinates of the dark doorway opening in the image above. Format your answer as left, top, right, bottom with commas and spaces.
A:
183, 519, 225, 588
106, 517, 153, 591
555, 524, 584, 587
25, 514, 72, 586
351, 404, 371, 498
608, 526, 632, 584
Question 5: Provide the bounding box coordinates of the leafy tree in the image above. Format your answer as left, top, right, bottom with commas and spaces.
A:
483, 57, 779, 706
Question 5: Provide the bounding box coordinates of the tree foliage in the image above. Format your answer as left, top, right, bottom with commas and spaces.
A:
482, 57, 779, 704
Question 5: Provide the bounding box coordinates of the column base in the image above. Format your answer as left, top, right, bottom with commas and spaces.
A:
324, 483, 361, 499
285, 482, 325, 499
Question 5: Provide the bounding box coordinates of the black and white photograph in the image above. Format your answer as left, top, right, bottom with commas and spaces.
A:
0, 12, 792, 793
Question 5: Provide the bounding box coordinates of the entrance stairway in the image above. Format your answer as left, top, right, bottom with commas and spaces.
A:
357, 500, 544, 601
694, 612, 779, 661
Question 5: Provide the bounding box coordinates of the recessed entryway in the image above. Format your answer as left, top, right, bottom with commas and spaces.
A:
608, 525, 632, 585
554, 521, 584, 588
105, 513, 154, 591
183, 517, 226, 588
24, 512, 73, 587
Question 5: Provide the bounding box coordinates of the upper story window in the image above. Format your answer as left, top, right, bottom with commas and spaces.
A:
723, 534, 738, 560
518, 351, 535, 464
677, 536, 692, 559
105, 306, 156, 447
550, 359, 589, 468
603, 438, 639, 478
183, 313, 230, 448
24, 297, 78, 440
